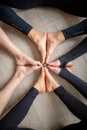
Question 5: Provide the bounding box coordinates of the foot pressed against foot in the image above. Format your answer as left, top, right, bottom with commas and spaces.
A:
34, 68, 46, 93
47, 65, 61, 75
48, 59, 73, 67
28, 28, 47, 63
46, 31, 65, 63
45, 68, 59, 92
16, 65, 41, 78
15, 52, 41, 66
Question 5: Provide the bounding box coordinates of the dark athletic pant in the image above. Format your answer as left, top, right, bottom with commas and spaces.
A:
0, 87, 39, 130
0, 86, 87, 130
58, 37, 87, 99
0, 0, 87, 35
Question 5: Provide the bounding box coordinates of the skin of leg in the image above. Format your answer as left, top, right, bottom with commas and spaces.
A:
45, 67, 60, 92
0, 28, 41, 66
0, 65, 41, 115
28, 28, 47, 63
46, 31, 65, 63
34, 67, 46, 92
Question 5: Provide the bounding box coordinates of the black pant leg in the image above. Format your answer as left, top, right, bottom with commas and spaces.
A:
59, 68, 87, 99
0, 88, 38, 129
62, 19, 87, 40
0, 4, 32, 35
54, 86, 87, 122
59, 37, 87, 66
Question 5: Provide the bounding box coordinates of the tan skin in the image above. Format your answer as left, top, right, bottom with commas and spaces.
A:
0, 28, 73, 116
28, 29, 65, 64
0, 28, 41, 66
47, 59, 74, 67
0, 28, 42, 115
0, 65, 41, 115
47, 65, 73, 75
34, 68, 46, 93
27, 28, 74, 65
45, 67, 73, 92
46, 31, 65, 63
28, 28, 47, 63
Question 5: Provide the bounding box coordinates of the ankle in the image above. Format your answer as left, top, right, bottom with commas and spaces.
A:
28, 28, 42, 44
15, 66, 25, 79
56, 31, 65, 43
15, 52, 24, 65
53, 84, 60, 90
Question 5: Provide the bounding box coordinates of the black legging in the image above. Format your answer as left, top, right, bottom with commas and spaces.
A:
54, 86, 87, 130
58, 37, 87, 99
0, 0, 87, 35
0, 87, 39, 130
0, 86, 87, 130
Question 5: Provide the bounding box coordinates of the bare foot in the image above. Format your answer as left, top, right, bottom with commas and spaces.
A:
45, 68, 59, 92
16, 65, 41, 78
46, 31, 65, 63
28, 28, 46, 63
47, 65, 61, 75
47, 64, 73, 75
48, 59, 73, 67
66, 66, 74, 74
34, 68, 46, 93
15, 53, 41, 66
47, 60, 61, 67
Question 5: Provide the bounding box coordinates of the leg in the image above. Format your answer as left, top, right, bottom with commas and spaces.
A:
0, 28, 41, 66
48, 37, 87, 67
45, 68, 87, 122
59, 37, 87, 66
0, 65, 40, 115
47, 65, 87, 99
0, 87, 39, 129
46, 19, 87, 63
62, 19, 87, 40
0, 67, 45, 129
0, 4, 32, 35
54, 86, 87, 122
59, 68, 87, 99
0, 4, 46, 63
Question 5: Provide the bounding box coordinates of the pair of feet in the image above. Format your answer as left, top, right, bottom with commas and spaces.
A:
28, 28, 65, 63
34, 65, 73, 93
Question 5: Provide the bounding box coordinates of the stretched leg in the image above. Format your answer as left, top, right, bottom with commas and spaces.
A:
59, 37, 87, 66
0, 67, 45, 130
0, 87, 39, 129
0, 28, 41, 66
48, 37, 87, 67
0, 65, 40, 115
54, 86, 87, 122
47, 64, 87, 99
0, 4, 32, 35
45, 68, 87, 125
46, 19, 87, 63
59, 68, 87, 99
62, 19, 87, 40
0, 4, 46, 63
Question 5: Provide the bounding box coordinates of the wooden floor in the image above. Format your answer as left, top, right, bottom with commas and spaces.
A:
0, 7, 87, 130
